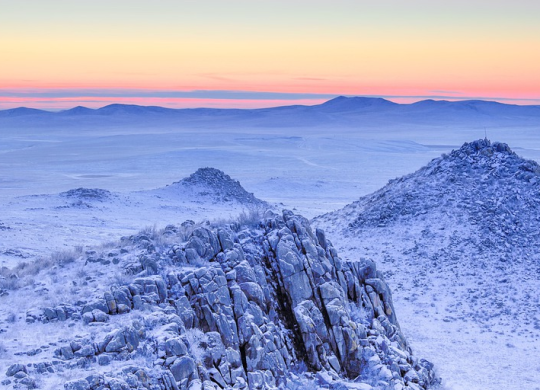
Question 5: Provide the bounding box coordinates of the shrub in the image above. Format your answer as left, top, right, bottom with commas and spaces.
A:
0, 275, 20, 290
184, 328, 207, 364
212, 207, 265, 231
0, 246, 83, 290
235, 208, 264, 228
50, 250, 77, 267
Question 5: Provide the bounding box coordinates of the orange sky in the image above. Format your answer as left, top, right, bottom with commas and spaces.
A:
1, 1, 539, 109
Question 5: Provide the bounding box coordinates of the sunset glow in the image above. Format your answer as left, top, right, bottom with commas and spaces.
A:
1, 0, 539, 109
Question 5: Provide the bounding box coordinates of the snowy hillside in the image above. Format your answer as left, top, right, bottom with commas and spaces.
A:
315, 139, 540, 389
0, 169, 267, 270
0, 211, 437, 390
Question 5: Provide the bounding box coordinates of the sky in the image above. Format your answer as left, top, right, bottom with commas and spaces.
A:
1, 0, 539, 110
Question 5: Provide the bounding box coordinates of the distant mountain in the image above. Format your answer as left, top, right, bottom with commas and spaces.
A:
59, 106, 95, 116
2, 97, 539, 117
315, 96, 398, 113
0, 107, 51, 117
96, 104, 179, 116
402, 99, 540, 118
1, 97, 539, 127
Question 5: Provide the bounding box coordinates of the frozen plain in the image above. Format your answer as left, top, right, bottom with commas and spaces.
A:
1, 98, 540, 389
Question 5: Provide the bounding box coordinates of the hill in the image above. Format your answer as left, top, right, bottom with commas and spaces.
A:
156, 168, 267, 207
314, 139, 540, 389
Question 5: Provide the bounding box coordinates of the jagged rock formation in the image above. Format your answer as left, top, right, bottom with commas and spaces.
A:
2, 212, 436, 390
165, 168, 266, 206
315, 139, 540, 330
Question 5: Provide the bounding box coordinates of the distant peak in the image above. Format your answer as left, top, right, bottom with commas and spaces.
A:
96, 104, 145, 113
317, 96, 396, 113
184, 167, 234, 183
0, 107, 50, 116
323, 96, 394, 105
60, 106, 94, 115
100, 103, 138, 109
420, 138, 540, 181
451, 139, 515, 158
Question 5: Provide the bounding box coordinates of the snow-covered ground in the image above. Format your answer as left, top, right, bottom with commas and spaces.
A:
0, 169, 267, 269
1, 99, 540, 389
315, 140, 540, 390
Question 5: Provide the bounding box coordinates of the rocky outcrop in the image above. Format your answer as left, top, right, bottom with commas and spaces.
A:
167, 168, 267, 206
5, 211, 436, 389
315, 139, 540, 331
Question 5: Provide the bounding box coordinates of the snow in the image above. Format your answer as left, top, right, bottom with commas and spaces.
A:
1, 98, 540, 388
315, 139, 540, 390
0, 174, 265, 269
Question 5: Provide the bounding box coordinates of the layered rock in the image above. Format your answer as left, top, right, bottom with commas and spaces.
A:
4, 211, 436, 390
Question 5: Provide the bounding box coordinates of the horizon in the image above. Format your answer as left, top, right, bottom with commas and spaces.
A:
2, 95, 540, 113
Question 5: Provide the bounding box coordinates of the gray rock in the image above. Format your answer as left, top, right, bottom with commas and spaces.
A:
60, 346, 74, 360
104, 291, 117, 314
208, 368, 227, 388
166, 338, 188, 356
239, 282, 265, 307
81, 299, 109, 315
98, 354, 111, 366
107, 378, 130, 390
64, 379, 90, 390
117, 303, 131, 314
170, 356, 197, 383
405, 369, 420, 384
6, 363, 26, 377
15, 210, 436, 390
217, 229, 234, 251
93, 309, 109, 322
76, 344, 95, 357
162, 371, 180, 390
105, 330, 126, 353
82, 312, 94, 324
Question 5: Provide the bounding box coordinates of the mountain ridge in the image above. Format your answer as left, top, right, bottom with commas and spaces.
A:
1, 97, 539, 117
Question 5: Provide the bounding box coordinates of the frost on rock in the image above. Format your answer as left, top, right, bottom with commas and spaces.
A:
1, 211, 436, 390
